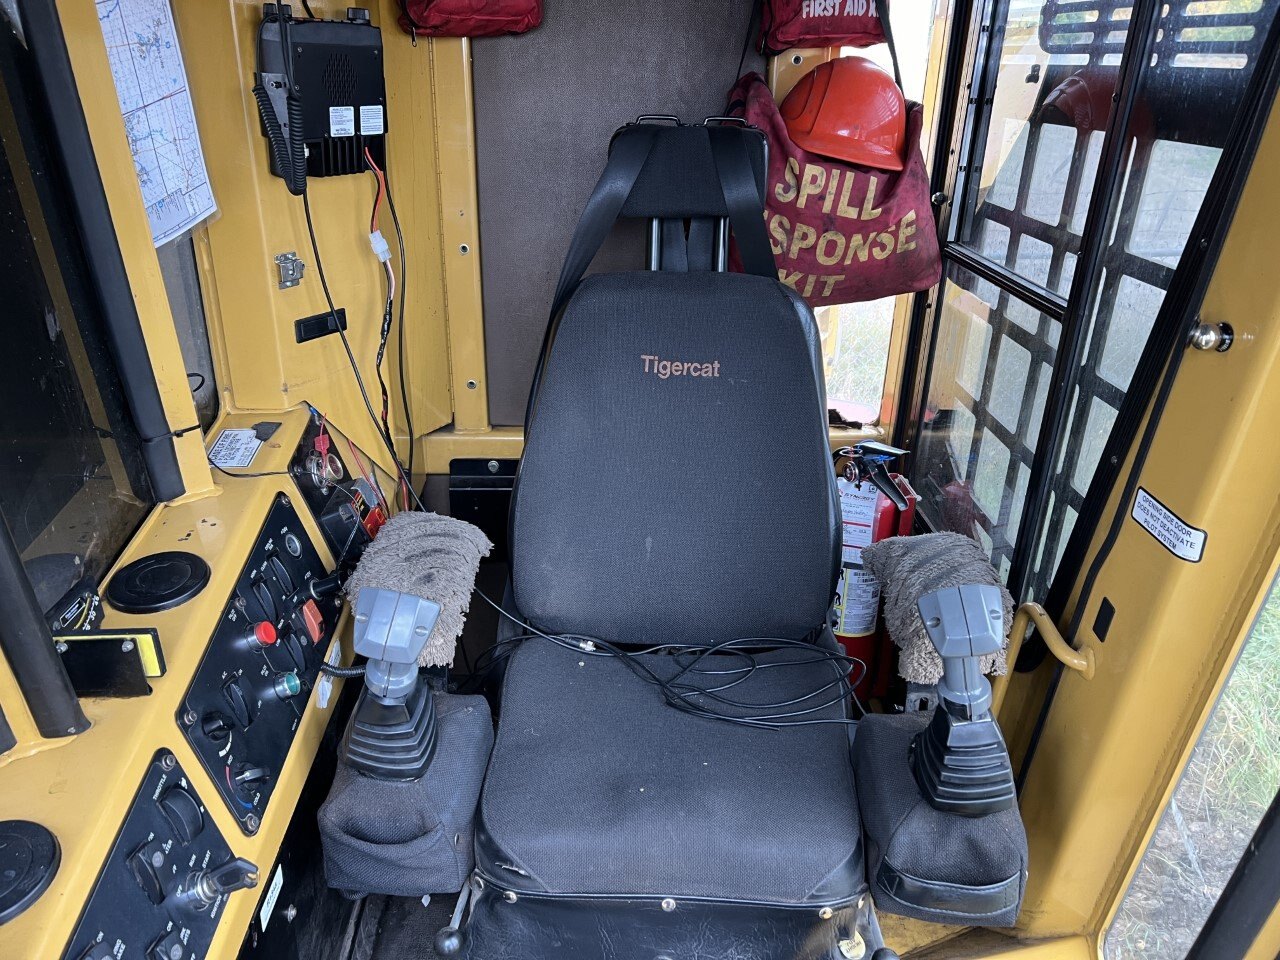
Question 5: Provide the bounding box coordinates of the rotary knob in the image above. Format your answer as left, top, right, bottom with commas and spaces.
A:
158, 786, 204, 843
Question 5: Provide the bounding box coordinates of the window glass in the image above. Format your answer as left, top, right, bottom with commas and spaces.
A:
1105, 570, 1280, 959
0, 55, 154, 614
964, 0, 1128, 295
820, 299, 895, 424
911, 263, 1060, 571
821, 2, 936, 421
1024, 0, 1279, 599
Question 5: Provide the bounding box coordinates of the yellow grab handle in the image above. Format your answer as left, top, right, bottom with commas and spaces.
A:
992, 602, 1095, 716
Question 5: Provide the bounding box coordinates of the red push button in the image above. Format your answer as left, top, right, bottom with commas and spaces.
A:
300, 599, 324, 645
252, 621, 277, 647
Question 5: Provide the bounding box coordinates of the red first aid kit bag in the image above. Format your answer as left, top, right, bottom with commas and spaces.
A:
761, 0, 888, 53
728, 71, 941, 307
397, 0, 542, 39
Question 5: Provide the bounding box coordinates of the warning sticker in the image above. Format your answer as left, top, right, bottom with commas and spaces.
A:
838, 477, 879, 565
259, 865, 285, 931
835, 566, 880, 636
1133, 487, 1206, 562
208, 428, 262, 468
359, 104, 385, 135
328, 105, 355, 137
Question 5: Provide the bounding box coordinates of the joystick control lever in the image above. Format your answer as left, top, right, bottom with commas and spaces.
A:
338, 588, 443, 780
910, 584, 1017, 817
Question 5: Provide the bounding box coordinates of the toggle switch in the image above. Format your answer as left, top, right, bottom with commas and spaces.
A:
127, 840, 170, 905
148, 930, 185, 960
295, 599, 325, 645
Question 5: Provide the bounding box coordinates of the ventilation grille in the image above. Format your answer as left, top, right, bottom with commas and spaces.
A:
323, 53, 357, 104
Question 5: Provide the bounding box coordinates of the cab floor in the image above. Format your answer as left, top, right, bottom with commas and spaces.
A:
351, 893, 458, 960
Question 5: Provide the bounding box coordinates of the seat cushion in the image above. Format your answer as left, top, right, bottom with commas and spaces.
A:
476, 637, 865, 905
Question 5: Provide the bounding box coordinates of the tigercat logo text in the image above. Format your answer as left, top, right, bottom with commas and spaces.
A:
641, 355, 721, 380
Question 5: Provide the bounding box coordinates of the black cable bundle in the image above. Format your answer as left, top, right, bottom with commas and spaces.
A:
469, 589, 867, 730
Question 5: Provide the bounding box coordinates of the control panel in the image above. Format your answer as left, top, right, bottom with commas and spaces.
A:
63, 751, 257, 960
289, 414, 387, 571
178, 495, 343, 834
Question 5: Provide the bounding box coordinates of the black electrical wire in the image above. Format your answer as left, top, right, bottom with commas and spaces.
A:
320, 662, 367, 678
300, 189, 425, 512
300, 0, 317, 17
365, 166, 399, 504
208, 460, 294, 480
384, 170, 415, 499
470, 587, 867, 729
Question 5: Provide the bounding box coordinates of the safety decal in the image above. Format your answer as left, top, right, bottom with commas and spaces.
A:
359, 104, 385, 135
1132, 487, 1206, 563
259, 864, 285, 931
209, 428, 263, 468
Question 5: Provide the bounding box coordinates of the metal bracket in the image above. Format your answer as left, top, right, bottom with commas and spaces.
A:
274, 251, 305, 289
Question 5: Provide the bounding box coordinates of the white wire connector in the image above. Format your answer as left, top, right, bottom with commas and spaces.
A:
368, 229, 392, 263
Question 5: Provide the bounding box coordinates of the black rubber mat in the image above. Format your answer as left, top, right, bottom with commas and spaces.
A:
353, 894, 458, 960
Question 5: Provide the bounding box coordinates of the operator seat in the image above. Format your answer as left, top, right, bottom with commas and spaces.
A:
466, 122, 868, 960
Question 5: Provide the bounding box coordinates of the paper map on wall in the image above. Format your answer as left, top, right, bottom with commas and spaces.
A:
97, 0, 216, 246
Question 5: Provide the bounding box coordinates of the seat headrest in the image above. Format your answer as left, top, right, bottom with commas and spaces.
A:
611, 121, 768, 221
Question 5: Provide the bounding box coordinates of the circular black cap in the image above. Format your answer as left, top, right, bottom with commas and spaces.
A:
0, 820, 60, 925
106, 552, 211, 614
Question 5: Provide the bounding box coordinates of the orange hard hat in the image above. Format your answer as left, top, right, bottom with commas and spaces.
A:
780, 57, 907, 172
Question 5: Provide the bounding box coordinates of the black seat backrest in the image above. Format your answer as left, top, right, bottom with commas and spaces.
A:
510, 122, 840, 647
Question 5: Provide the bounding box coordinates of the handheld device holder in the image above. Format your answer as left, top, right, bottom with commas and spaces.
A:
909, 584, 1017, 817
338, 587, 442, 781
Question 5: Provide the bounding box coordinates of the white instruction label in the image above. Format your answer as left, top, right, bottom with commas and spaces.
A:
259, 865, 285, 931
835, 477, 883, 635
1133, 487, 1206, 562
208, 428, 262, 468
838, 477, 879, 565
316, 643, 343, 710
329, 105, 355, 137
359, 104, 385, 135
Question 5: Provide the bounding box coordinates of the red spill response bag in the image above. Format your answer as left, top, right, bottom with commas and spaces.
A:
397, 0, 543, 38
761, 0, 887, 53
728, 72, 941, 307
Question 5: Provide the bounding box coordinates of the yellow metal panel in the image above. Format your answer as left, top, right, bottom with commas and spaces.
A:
907, 932, 1093, 960
429, 36, 491, 433
1243, 899, 1280, 960
0, 408, 351, 959
171, 0, 452, 478
55, 0, 216, 500
1005, 103, 1280, 937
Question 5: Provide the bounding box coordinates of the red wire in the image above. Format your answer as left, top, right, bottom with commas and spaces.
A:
365, 147, 386, 233
346, 435, 391, 515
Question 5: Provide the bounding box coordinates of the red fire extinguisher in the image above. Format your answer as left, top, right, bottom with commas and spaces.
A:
832, 441, 918, 703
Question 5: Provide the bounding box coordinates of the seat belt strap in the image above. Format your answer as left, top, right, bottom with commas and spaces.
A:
548, 124, 660, 321
707, 126, 776, 279
660, 217, 690, 272
527, 124, 659, 429
687, 217, 717, 272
